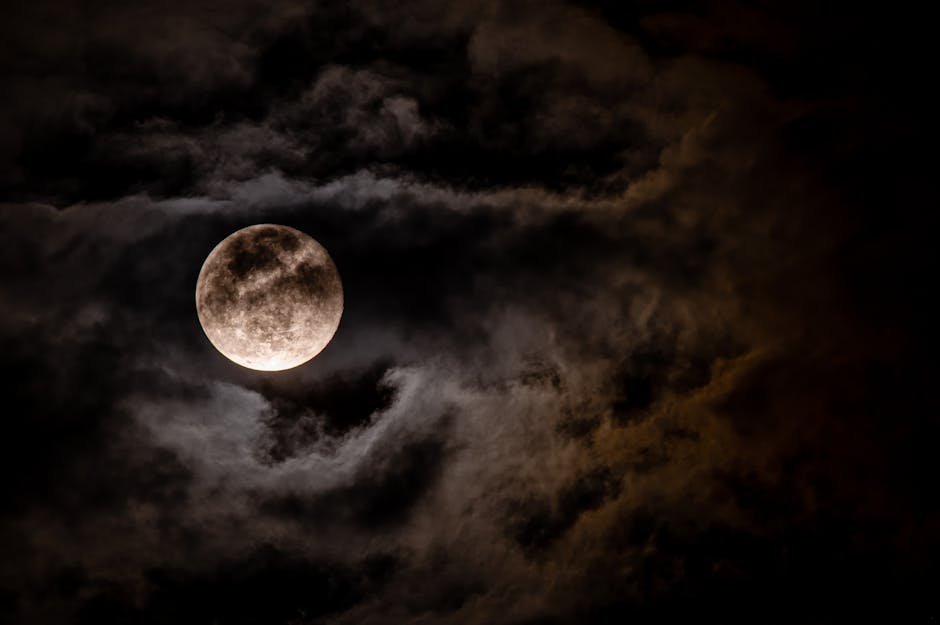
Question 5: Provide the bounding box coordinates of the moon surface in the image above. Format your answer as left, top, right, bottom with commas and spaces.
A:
195, 224, 343, 371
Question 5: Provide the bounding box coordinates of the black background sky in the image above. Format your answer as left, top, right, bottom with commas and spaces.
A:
1, 1, 938, 624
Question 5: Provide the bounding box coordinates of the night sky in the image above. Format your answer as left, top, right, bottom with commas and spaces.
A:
1, 2, 938, 624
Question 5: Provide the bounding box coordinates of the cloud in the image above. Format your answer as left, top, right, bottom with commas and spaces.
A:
1, 1, 936, 624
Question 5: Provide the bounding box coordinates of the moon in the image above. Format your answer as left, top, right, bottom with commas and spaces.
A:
195, 224, 343, 371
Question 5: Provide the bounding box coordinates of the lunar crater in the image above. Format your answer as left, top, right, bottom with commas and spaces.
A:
196, 224, 343, 371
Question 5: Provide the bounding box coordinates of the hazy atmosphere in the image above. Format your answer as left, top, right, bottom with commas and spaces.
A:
1, 1, 937, 623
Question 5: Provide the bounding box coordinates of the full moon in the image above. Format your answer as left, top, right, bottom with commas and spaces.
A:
195, 224, 343, 371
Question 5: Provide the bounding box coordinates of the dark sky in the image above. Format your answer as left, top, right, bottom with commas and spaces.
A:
1, 1, 938, 624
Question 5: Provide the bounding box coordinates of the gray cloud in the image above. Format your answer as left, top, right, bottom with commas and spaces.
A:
1, 1, 936, 624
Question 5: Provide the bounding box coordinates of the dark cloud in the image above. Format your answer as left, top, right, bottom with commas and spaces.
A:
509, 467, 621, 553
1, 1, 937, 624
66, 545, 397, 625
253, 362, 398, 459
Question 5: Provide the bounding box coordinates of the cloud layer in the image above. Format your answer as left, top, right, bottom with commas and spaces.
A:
1, 1, 937, 624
